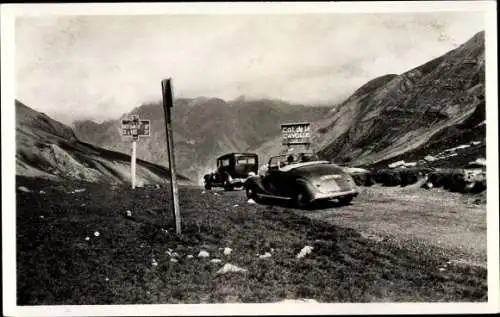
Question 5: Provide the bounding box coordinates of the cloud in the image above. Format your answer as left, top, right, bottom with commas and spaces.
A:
15, 12, 484, 124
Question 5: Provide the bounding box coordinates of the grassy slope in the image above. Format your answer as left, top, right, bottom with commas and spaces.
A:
16, 176, 486, 305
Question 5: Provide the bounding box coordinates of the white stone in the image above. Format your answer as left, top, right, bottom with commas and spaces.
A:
223, 247, 232, 255
170, 258, 178, 263
186, 254, 194, 259
198, 250, 210, 258
280, 298, 319, 304
39, 190, 46, 194
296, 246, 314, 259
85, 236, 90, 241
247, 199, 256, 204
210, 258, 222, 263
94, 231, 100, 237
233, 204, 239, 207
424, 155, 437, 162
125, 210, 132, 217
259, 252, 272, 259
18, 186, 30, 193
216, 263, 247, 274
388, 160, 405, 168
73, 188, 86, 193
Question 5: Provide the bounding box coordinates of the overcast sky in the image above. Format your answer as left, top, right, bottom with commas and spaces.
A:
15, 12, 484, 124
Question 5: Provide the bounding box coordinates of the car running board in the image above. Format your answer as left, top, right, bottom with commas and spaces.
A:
256, 193, 292, 200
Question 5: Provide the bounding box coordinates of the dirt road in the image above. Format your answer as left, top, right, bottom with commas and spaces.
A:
226, 184, 487, 267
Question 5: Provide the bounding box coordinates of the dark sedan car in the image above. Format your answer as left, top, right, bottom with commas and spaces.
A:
244, 153, 358, 208
204, 153, 258, 190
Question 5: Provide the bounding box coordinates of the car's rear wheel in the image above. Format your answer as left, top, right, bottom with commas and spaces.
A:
294, 187, 311, 209
224, 181, 234, 191
204, 182, 211, 190
338, 195, 354, 206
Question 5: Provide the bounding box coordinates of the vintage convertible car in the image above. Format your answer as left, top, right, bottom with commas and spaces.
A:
244, 153, 358, 208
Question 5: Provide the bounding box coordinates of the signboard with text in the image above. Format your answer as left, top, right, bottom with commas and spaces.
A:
121, 116, 150, 137
281, 122, 311, 146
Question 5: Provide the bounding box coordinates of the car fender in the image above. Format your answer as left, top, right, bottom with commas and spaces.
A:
294, 178, 316, 197
244, 176, 266, 192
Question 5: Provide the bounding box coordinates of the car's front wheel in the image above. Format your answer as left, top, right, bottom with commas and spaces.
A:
246, 186, 257, 200
204, 182, 212, 190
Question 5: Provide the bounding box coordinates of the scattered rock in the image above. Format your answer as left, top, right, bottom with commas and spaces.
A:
170, 258, 178, 263
94, 231, 100, 237
152, 260, 158, 266
156, 184, 161, 189
439, 268, 446, 272
422, 182, 434, 189
40, 215, 44, 219
424, 155, 437, 162
186, 254, 194, 259
210, 258, 222, 263
17, 186, 30, 193
388, 160, 405, 168
280, 298, 319, 304
39, 190, 46, 194
469, 158, 486, 167
81, 203, 86, 207
223, 247, 232, 255
105, 277, 109, 282
213, 193, 219, 196
125, 210, 132, 217
296, 246, 314, 259
232, 204, 239, 207
216, 263, 247, 274
198, 250, 210, 258
259, 252, 272, 259
161, 228, 168, 234
201, 191, 206, 194
73, 188, 86, 193
247, 199, 256, 204
470, 140, 481, 146
85, 237, 90, 241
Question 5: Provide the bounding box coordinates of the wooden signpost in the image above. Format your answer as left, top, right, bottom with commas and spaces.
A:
121, 116, 150, 189
161, 78, 181, 235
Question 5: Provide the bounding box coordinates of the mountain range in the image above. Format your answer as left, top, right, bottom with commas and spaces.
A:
73, 99, 331, 182
16, 30, 486, 185
15, 100, 190, 185
252, 31, 486, 169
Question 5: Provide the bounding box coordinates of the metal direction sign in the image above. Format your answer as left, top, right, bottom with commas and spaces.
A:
281, 122, 311, 145
121, 116, 150, 137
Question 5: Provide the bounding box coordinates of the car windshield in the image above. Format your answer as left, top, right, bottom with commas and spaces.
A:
268, 153, 316, 169
236, 156, 256, 165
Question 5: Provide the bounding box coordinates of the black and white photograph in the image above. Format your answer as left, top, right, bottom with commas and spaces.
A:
2, 1, 498, 316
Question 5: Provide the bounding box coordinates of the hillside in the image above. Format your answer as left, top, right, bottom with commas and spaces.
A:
253, 31, 486, 169
317, 31, 486, 168
73, 98, 331, 182
16, 100, 190, 185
